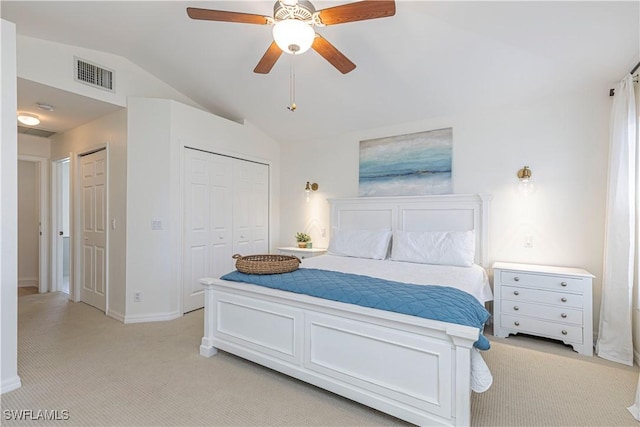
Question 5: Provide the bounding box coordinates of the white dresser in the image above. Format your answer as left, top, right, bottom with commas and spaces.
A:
277, 247, 327, 259
492, 262, 594, 356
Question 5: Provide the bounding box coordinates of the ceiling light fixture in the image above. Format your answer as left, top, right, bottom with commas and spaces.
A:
272, 19, 315, 55
17, 112, 40, 126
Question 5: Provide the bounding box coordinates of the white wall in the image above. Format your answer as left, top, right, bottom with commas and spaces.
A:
17, 35, 203, 110
51, 108, 128, 319
1, 18, 21, 394
18, 133, 51, 158
279, 88, 610, 334
17, 160, 39, 286
125, 98, 280, 322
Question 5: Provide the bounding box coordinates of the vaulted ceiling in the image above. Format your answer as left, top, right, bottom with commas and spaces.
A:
3, 1, 639, 143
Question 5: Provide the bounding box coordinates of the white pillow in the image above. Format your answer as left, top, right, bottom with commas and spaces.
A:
391, 230, 476, 267
327, 228, 392, 260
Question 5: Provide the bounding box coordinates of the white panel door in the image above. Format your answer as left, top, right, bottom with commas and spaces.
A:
233, 160, 269, 255
232, 160, 252, 255
183, 149, 233, 313
209, 156, 234, 283
80, 149, 107, 311
250, 162, 269, 253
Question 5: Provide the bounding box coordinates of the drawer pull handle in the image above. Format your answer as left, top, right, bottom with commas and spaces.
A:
561, 297, 568, 302
513, 290, 520, 296
514, 321, 520, 326
561, 281, 568, 287
514, 277, 520, 282
561, 313, 568, 318
513, 306, 520, 311
561, 330, 568, 335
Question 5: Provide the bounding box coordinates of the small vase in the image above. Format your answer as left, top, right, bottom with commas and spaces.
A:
298, 242, 307, 248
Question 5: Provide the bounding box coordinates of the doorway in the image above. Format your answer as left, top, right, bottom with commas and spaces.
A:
52, 158, 70, 294
17, 155, 48, 295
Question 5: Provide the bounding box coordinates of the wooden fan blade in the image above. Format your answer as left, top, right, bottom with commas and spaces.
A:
312, 35, 356, 74
186, 7, 270, 25
317, 0, 395, 26
254, 42, 283, 74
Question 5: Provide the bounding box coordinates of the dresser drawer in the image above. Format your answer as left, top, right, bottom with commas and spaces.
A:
501, 271, 584, 293
501, 314, 583, 343
501, 286, 584, 309
500, 300, 582, 325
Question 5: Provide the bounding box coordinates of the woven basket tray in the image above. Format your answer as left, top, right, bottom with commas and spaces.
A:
232, 254, 301, 275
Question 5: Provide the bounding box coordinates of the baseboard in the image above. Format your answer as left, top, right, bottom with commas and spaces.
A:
107, 310, 125, 323
18, 279, 37, 288
1, 375, 22, 394
124, 311, 181, 324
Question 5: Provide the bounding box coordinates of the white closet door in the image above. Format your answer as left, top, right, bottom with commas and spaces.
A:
80, 149, 107, 312
233, 160, 252, 255
233, 160, 269, 255
209, 155, 234, 282
251, 162, 269, 253
183, 149, 233, 313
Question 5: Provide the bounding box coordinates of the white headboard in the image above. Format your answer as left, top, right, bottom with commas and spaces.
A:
328, 194, 492, 267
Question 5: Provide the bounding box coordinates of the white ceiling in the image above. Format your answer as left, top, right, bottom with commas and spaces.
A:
3, 1, 639, 143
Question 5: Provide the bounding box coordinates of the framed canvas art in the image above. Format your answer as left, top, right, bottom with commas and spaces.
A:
358, 128, 452, 197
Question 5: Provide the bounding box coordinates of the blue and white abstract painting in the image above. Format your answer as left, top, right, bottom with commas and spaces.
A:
359, 128, 452, 197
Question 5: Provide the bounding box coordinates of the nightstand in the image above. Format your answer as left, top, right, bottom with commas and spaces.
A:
277, 247, 327, 259
492, 262, 594, 356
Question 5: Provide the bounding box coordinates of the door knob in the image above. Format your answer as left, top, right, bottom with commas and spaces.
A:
59, 231, 64, 236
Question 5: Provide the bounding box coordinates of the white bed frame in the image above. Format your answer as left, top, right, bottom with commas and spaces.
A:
199, 194, 491, 426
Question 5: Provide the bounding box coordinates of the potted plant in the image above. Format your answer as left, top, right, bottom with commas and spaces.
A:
295, 232, 311, 248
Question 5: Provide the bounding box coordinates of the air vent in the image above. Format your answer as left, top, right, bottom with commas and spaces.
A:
18, 125, 56, 138
74, 57, 114, 92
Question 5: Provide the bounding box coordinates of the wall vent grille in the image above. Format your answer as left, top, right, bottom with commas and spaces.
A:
74, 57, 114, 91
18, 125, 57, 138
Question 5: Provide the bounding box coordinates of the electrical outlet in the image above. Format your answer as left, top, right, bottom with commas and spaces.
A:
524, 235, 533, 248
134, 291, 141, 303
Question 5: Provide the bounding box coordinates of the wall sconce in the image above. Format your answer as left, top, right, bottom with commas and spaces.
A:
305, 181, 318, 202
517, 166, 535, 195
305, 181, 318, 193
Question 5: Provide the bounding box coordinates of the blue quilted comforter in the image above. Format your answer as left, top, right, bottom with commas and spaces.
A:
221, 268, 490, 350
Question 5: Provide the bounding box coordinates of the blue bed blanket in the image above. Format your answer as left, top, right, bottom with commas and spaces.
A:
220, 268, 490, 350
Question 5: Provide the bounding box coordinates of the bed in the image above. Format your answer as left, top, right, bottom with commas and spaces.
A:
199, 194, 492, 426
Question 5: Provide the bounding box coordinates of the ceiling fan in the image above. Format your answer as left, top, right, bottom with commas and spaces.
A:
186, 0, 396, 74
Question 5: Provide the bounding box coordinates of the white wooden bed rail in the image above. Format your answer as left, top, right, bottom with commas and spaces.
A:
199, 277, 478, 427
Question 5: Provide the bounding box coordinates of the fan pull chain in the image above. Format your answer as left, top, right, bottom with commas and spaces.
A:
287, 47, 298, 112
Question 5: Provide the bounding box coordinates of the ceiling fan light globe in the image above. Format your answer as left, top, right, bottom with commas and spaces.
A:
272, 19, 314, 54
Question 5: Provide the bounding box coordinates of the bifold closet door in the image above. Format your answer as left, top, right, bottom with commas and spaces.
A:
233, 160, 269, 255
183, 149, 233, 313
183, 148, 269, 313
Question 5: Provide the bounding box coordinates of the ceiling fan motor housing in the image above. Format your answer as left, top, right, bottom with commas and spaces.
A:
273, 0, 316, 23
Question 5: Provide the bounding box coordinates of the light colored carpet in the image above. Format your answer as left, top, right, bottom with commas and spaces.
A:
1, 292, 639, 426
17, 286, 38, 298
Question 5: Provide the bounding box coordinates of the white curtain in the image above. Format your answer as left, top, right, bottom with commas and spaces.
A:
597, 74, 637, 367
